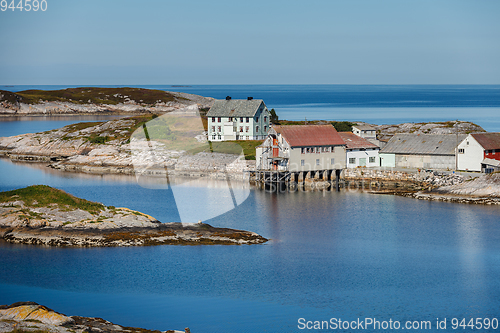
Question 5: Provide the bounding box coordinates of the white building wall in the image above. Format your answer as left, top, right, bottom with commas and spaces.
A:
380, 153, 395, 167
457, 135, 484, 172
346, 149, 380, 168
393, 154, 455, 169
289, 146, 346, 171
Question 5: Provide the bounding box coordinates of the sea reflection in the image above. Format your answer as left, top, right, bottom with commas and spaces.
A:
455, 207, 486, 304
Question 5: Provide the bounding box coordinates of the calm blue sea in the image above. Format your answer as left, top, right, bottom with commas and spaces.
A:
1, 86, 500, 332
2, 84, 500, 132
1, 159, 500, 333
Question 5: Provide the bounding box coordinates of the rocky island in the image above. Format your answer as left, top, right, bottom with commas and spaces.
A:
0, 87, 214, 116
0, 185, 268, 247
0, 302, 188, 333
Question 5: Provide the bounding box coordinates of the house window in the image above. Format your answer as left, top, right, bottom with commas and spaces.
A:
246, 117, 249, 123
218, 117, 221, 123
217, 126, 221, 132
301, 160, 305, 166
369, 156, 376, 163
264, 125, 267, 132
458, 148, 465, 154
264, 116, 268, 122
256, 117, 259, 122
322, 147, 329, 153
211, 126, 215, 133
212, 134, 216, 140
240, 126, 243, 132
245, 126, 249, 133
349, 157, 356, 164
256, 126, 259, 132
316, 159, 320, 165
331, 158, 335, 164
240, 117, 243, 122
212, 117, 215, 122
316, 147, 320, 153
218, 134, 221, 139
301, 148, 305, 154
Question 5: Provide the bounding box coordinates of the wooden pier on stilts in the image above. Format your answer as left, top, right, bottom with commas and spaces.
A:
252, 169, 343, 193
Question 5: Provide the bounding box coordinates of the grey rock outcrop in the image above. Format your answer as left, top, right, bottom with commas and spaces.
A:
0, 302, 185, 333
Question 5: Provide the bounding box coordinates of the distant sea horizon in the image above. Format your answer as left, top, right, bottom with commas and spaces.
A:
2, 84, 500, 132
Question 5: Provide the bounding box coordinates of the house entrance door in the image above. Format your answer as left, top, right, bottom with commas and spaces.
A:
359, 158, 367, 167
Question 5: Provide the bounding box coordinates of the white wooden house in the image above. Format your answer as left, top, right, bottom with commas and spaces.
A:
338, 132, 380, 168
352, 124, 379, 146
206, 97, 270, 141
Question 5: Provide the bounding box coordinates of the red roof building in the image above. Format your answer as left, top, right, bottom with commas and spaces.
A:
472, 133, 500, 160
256, 125, 346, 171
272, 125, 345, 147
457, 132, 500, 172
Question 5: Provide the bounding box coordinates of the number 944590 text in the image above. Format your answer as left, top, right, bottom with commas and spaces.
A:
1, 0, 47, 11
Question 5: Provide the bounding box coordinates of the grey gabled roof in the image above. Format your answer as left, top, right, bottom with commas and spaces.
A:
206, 99, 265, 117
380, 134, 466, 155
352, 124, 375, 131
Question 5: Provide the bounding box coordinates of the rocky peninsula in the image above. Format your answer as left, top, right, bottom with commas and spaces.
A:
0, 302, 188, 333
0, 114, 253, 180
0, 185, 268, 246
0, 87, 214, 116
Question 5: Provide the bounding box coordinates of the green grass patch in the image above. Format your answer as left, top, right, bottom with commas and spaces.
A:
188, 140, 262, 160
0, 185, 105, 214
331, 121, 356, 132
88, 135, 109, 144
8, 87, 186, 105
227, 140, 263, 160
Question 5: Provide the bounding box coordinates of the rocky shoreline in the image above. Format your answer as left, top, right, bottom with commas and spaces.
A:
341, 168, 500, 205
397, 172, 500, 205
0, 114, 253, 180
0, 185, 268, 247
0, 302, 188, 333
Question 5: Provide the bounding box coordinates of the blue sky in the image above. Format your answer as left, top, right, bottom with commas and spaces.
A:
0, 0, 499, 85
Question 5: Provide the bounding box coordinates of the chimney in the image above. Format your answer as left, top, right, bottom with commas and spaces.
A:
247, 97, 253, 100
226, 96, 231, 100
